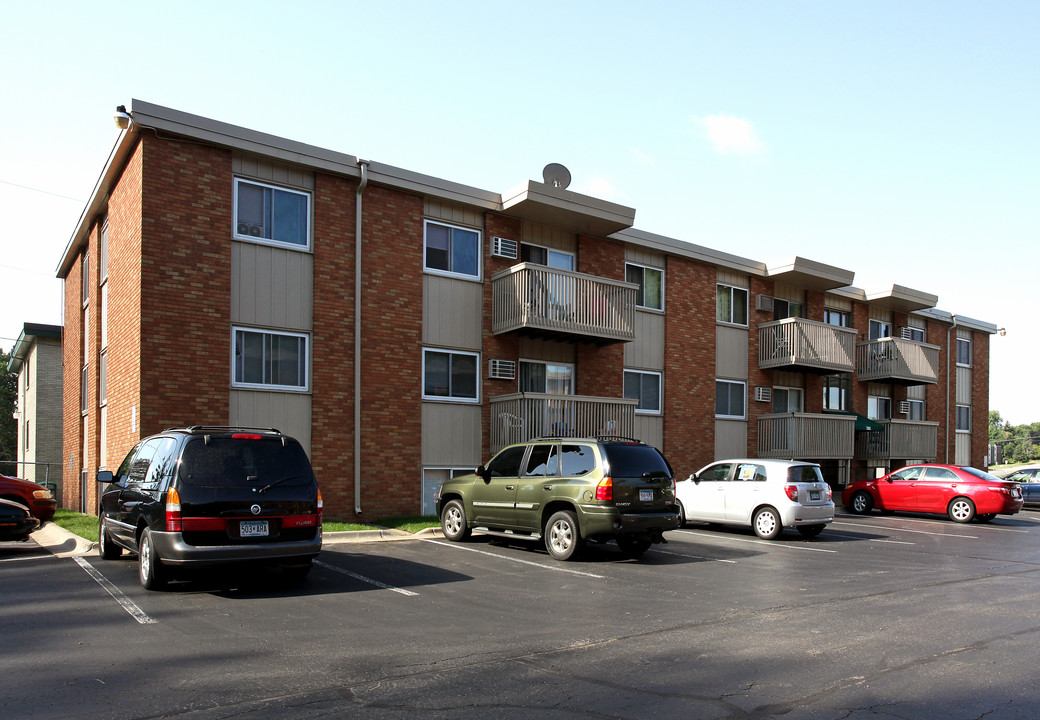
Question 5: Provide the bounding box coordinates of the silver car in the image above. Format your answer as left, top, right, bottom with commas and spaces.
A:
675, 459, 834, 539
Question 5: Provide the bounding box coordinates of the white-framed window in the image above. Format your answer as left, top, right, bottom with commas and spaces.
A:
233, 327, 309, 391
956, 404, 971, 432
868, 395, 892, 420
904, 326, 925, 342
81, 249, 89, 306
773, 299, 803, 320
519, 360, 574, 395
906, 399, 925, 421
956, 338, 972, 367
716, 284, 748, 326
869, 319, 892, 341
625, 262, 664, 311
772, 387, 803, 413
824, 309, 849, 327
624, 369, 662, 415
423, 348, 479, 402
234, 178, 311, 249
424, 220, 481, 280
823, 374, 850, 411
521, 243, 574, 270
716, 379, 746, 419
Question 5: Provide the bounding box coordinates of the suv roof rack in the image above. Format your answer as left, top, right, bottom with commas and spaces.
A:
595, 435, 642, 443
165, 426, 283, 435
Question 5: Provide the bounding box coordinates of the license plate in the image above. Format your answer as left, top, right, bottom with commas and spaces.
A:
240, 520, 269, 537
810, 491, 821, 501
639, 489, 654, 502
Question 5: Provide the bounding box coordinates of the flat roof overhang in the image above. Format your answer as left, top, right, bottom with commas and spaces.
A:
865, 284, 939, 313
766, 257, 855, 292
501, 181, 636, 237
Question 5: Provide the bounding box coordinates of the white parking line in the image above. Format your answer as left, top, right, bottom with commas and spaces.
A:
835, 513, 1031, 533
831, 521, 977, 539
72, 557, 157, 625
424, 539, 607, 578
314, 560, 419, 595
0, 554, 52, 562
674, 529, 838, 553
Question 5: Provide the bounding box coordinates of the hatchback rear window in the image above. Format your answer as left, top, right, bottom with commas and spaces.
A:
179, 437, 314, 488
787, 465, 824, 483
603, 444, 672, 478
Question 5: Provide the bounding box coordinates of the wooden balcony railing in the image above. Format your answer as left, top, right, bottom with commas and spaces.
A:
759, 318, 856, 373
856, 338, 940, 385
757, 412, 856, 459
491, 263, 637, 342
856, 419, 939, 461
489, 393, 637, 454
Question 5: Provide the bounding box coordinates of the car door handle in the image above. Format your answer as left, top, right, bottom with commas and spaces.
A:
544, 485, 553, 491
505, 485, 514, 491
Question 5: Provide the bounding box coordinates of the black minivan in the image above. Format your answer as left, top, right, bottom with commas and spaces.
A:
97, 427, 322, 589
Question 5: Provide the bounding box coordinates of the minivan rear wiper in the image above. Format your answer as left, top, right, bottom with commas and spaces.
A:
255, 475, 307, 494
642, 470, 671, 479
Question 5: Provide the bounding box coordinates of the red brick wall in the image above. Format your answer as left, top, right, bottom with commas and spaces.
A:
971, 331, 990, 468
575, 235, 625, 397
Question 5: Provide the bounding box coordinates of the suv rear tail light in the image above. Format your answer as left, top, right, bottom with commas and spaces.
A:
595, 477, 613, 502
784, 484, 799, 502
317, 489, 324, 523
165, 487, 183, 531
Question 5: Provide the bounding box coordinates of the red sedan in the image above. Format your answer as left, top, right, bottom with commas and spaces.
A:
0, 474, 57, 521
843, 464, 1023, 523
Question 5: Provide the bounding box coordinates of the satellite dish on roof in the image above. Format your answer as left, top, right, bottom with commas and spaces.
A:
542, 163, 572, 190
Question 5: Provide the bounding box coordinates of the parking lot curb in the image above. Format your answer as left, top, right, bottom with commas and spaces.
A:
323, 526, 444, 544
31, 521, 97, 558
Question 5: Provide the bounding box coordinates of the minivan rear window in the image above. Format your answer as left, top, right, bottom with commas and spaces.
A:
179, 437, 314, 488
603, 444, 672, 478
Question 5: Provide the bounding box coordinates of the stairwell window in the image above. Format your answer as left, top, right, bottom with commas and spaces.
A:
956, 338, 972, 367
233, 327, 309, 391
425, 220, 481, 280
717, 284, 748, 325
956, 404, 971, 432
716, 380, 746, 420
625, 263, 663, 311
234, 178, 311, 249
624, 369, 662, 414
423, 348, 479, 402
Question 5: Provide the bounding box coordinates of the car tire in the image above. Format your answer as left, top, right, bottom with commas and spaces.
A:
676, 499, 687, 526
752, 507, 783, 540
976, 513, 996, 523
98, 516, 121, 560
616, 536, 652, 557
948, 497, 976, 523
138, 528, 167, 590
848, 491, 874, 515
440, 499, 471, 542
797, 524, 826, 538
545, 510, 583, 561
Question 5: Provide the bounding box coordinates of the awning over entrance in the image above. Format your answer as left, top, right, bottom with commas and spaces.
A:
823, 410, 883, 432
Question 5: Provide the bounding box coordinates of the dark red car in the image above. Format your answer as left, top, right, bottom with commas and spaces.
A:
0, 474, 57, 521
843, 464, 1023, 523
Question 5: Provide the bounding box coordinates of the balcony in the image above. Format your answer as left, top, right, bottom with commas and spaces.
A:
489, 393, 637, 454
856, 338, 940, 385
856, 420, 939, 462
491, 263, 637, 343
757, 413, 856, 460
758, 318, 856, 373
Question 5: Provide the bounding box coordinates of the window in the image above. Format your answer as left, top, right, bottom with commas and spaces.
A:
956, 338, 972, 367
81, 250, 89, 305
716, 380, 746, 419
772, 387, 803, 413
906, 399, 925, 421
524, 444, 559, 477
956, 404, 971, 432
904, 326, 925, 342
560, 444, 595, 476
626, 262, 663, 311
80, 365, 88, 414
100, 220, 109, 282
423, 348, 479, 402
519, 360, 573, 395
824, 309, 849, 327
422, 468, 469, 516
869, 320, 892, 341
624, 369, 662, 414
99, 352, 107, 407
486, 445, 527, 477
868, 395, 892, 420
234, 179, 310, 249
773, 299, 803, 320
424, 220, 480, 279
521, 243, 574, 270
233, 328, 309, 390
823, 374, 849, 411
716, 284, 748, 325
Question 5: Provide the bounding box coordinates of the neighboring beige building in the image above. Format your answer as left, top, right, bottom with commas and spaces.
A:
8, 323, 64, 496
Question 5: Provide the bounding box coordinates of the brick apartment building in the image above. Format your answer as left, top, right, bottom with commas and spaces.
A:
7, 323, 64, 491
56, 100, 997, 520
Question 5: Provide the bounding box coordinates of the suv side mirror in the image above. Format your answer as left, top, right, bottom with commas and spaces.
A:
96, 470, 115, 484
476, 465, 490, 482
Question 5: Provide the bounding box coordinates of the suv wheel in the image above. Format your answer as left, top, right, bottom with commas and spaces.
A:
752, 506, 783, 540
138, 528, 168, 590
545, 510, 583, 561
616, 536, 652, 557
440, 499, 471, 542
98, 516, 122, 559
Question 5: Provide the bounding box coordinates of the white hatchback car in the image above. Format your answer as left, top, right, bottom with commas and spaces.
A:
675, 459, 834, 539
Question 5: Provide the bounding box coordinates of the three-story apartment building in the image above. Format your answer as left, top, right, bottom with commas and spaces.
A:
56, 101, 996, 520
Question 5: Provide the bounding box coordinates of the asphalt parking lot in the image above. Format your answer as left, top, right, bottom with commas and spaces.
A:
4, 509, 1040, 719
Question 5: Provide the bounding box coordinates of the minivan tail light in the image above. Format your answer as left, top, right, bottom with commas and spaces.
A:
784, 484, 799, 502
316, 489, 324, 523
596, 477, 613, 502
165, 487, 183, 532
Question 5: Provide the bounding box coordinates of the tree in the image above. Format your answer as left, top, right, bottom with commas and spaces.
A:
0, 349, 17, 469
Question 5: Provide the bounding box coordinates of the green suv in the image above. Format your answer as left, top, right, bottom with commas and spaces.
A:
436, 436, 680, 560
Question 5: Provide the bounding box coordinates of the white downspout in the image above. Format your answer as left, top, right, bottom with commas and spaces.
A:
354, 159, 369, 516
945, 315, 959, 464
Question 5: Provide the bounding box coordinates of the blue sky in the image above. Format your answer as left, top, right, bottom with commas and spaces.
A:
1, 1, 1036, 426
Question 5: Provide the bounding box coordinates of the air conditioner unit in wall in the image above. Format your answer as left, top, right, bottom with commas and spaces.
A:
488, 359, 516, 380
755, 295, 774, 313
754, 386, 772, 403
899, 401, 911, 415
899, 326, 913, 340
491, 236, 519, 259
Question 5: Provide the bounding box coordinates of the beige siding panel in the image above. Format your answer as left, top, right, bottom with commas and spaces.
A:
523, 224, 576, 252
956, 367, 972, 405
824, 293, 853, 312
229, 390, 312, 456
625, 246, 665, 269
232, 154, 314, 190
424, 199, 483, 229
870, 306, 893, 324
633, 415, 663, 450
715, 419, 747, 459
422, 274, 482, 350
772, 284, 804, 304
955, 432, 972, 466
422, 402, 483, 466
232, 241, 313, 330
518, 338, 576, 364
907, 384, 925, 401
772, 371, 805, 388
717, 269, 748, 288
716, 325, 749, 379
625, 311, 665, 369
